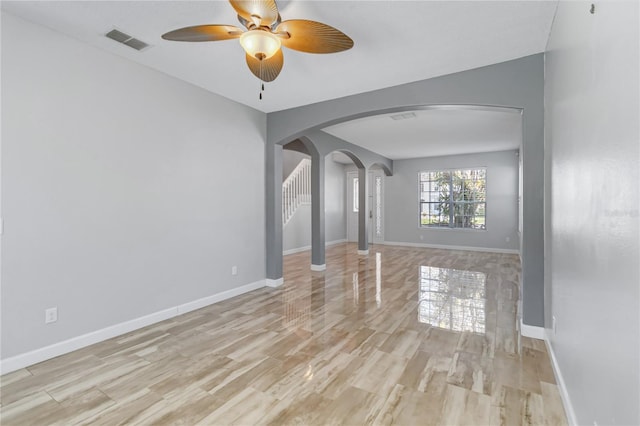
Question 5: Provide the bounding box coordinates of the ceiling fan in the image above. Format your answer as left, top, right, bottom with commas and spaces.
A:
162, 0, 354, 88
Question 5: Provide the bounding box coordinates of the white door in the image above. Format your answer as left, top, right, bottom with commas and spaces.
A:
347, 171, 384, 244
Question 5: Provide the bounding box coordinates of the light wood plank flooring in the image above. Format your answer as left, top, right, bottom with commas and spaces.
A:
0, 243, 567, 425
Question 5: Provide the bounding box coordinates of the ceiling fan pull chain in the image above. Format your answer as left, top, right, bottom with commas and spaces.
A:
258, 60, 265, 100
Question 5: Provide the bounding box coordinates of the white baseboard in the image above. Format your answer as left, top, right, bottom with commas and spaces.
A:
544, 330, 578, 426
265, 278, 284, 287
382, 240, 520, 255
520, 319, 545, 339
310, 264, 326, 271
357, 249, 369, 255
176, 280, 265, 315
283, 245, 312, 256
0, 307, 176, 376
283, 239, 347, 256
0, 279, 266, 375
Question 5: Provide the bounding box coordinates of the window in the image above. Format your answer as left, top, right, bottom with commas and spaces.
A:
353, 177, 359, 212
419, 168, 486, 229
375, 176, 382, 237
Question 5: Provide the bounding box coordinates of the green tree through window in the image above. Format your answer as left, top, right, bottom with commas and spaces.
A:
419, 169, 486, 229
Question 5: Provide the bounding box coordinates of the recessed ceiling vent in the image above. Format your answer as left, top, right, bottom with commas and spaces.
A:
390, 112, 417, 121
105, 29, 150, 51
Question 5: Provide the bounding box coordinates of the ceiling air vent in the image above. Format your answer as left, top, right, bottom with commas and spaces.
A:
390, 112, 417, 121
105, 29, 150, 51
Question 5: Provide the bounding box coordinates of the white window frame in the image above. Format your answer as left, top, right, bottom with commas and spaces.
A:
418, 168, 486, 230
353, 177, 359, 213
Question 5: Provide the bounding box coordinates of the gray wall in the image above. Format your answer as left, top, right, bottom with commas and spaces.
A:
268, 54, 545, 327
283, 156, 346, 252
385, 150, 519, 251
283, 204, 311, 252
1, 13, 266, 359
544, 2, 639, 425
282, 150, 308, 181
324, 155, 347, 244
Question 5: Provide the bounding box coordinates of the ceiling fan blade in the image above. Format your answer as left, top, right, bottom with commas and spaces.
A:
246, 49, 284, 82
275, 20, 353, 54
229, 0, 279, 28
162, 25, 243, 42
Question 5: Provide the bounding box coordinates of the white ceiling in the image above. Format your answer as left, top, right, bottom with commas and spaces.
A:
324, 106, 523, 160
2, 0, 557, 115
2, 1, 553, 160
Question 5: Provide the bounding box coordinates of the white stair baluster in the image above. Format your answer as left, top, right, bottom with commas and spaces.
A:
282, 158, 312, 226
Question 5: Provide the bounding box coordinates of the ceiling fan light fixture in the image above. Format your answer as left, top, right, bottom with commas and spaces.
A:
162, 0, 353, 83
240, 30, 281, 60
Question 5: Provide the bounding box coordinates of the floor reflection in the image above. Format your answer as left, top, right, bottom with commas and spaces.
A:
418, 266, 486, 334
375, 252, 382, 308
282, 280, 313, 331
282, 273, 327, 335
352, 272, 359, 306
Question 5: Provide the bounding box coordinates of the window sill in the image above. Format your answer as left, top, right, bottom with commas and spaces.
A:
418, 227, 487, 232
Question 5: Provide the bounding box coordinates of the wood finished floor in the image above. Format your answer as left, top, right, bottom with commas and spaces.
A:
0, 243, 567, 425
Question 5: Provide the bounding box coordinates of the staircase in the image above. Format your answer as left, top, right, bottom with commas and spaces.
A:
283, 158, 311, 225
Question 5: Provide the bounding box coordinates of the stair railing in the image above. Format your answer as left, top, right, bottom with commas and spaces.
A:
283, 158, 311, 225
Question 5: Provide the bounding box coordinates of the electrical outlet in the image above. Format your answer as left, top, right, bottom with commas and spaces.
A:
231, 266, 238, 276
45, 307, 58, 324
505, 236, 511, 242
